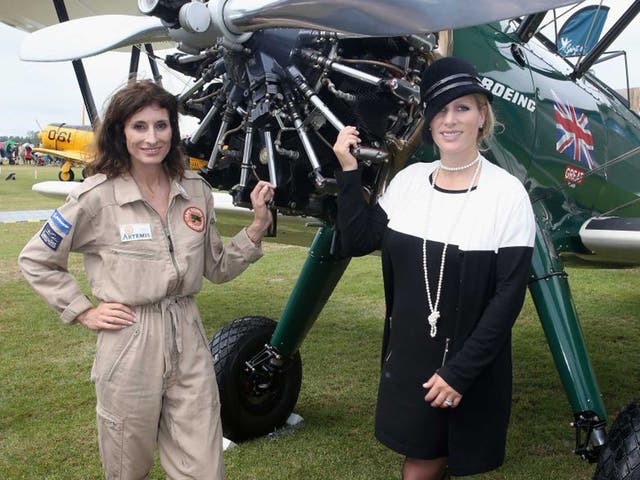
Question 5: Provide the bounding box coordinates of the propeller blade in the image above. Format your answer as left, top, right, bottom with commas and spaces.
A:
20, 15, 169, 62
224, 0, 580, 37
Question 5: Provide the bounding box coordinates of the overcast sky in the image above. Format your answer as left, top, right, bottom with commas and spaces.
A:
0, 22, 195, 137
0, 1, 639, 138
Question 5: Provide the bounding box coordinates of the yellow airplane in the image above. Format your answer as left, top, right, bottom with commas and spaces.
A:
35, 123, 207, 181
35, 123, 94, 181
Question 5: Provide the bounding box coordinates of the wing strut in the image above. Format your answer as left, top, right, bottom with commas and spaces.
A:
144, 44, 163, 87
52, 0, 99, 127
128, 44, 141, 82
128, 44, 163, 87
516, 12, 547, 42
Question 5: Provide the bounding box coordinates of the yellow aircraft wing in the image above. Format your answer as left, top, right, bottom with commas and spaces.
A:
33, 147, 93, 164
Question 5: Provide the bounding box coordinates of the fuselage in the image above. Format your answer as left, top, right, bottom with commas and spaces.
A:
415, 22, 640, 265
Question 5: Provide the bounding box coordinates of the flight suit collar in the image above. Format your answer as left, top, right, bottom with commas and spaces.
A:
169, 178, 191, 202
114, 172, 191, 206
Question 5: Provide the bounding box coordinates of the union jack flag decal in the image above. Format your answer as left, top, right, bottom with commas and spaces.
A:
552, 90, 595, 169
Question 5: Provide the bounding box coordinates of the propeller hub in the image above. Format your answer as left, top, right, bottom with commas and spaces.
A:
138, 0, 189, 26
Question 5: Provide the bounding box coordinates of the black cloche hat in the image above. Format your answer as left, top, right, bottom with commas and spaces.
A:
421, 57, 493, 144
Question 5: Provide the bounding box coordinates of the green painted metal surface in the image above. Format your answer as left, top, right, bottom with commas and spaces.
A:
453, 22, 640, 246
529, 204, 606, 420
270, 225, 351, 357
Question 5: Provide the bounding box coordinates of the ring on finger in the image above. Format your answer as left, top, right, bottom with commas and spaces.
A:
444, 398, 454, 407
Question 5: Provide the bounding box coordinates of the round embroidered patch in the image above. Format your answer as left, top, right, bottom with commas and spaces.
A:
183, 206, 205, 232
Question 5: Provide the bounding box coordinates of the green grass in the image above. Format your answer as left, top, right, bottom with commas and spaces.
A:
0, 164, 83, 211
1, 183, 639, 479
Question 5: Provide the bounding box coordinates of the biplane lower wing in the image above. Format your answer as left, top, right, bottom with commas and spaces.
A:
579, 217, 640, 264
31, 181, 250, 215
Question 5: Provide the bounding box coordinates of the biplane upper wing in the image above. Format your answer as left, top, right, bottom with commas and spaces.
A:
0, 0, 138, 32
19, 14, 168, 62
6, 0, 581, 63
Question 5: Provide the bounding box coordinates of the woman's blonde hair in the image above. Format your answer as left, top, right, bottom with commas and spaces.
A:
473, 93, 502, 149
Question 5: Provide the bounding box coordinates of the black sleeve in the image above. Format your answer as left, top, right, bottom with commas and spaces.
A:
438, 245, 533, 394
336, 169, 389, 257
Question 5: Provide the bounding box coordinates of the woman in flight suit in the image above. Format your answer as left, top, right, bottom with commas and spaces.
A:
19, 80, 274, 479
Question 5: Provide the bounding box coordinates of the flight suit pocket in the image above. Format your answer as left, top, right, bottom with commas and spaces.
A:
105, 246, 168, 303
110, 247, 157, 260
107, 327, 140, 382
96, 404, 124, 479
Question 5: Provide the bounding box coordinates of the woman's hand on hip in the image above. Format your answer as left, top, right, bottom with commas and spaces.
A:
247, 180, 275, 244
333, 126, 360, 171
75, 303, 136, 330
423, 372, 462, 408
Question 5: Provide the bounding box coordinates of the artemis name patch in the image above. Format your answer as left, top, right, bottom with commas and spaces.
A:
120, 223, 152, 242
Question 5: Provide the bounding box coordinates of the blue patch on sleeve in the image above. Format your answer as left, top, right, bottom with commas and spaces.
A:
50, 209, 72, 235
40, 222, 63, 251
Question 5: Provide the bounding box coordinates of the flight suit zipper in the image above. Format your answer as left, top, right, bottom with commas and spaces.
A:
167, 234, 174, 253
142, 196, 182, 296
163, 197, 182, 296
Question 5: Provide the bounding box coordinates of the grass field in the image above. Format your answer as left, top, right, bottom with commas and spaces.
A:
1, 165, 639, 479
0, 164, 79, 211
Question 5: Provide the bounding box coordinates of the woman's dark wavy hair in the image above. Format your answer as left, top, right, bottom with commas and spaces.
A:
87, 80, 185, 179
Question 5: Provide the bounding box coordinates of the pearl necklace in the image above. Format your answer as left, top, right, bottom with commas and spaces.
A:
423, 158, 482, 338
438, 154, 481, 172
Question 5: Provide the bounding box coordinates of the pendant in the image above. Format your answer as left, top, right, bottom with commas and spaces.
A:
428, 310, 440, 338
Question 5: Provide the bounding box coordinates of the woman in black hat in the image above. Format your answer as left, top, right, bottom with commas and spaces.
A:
333, 56, 535, 479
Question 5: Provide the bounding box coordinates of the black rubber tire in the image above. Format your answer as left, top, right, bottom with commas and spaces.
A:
594, 402, 640, 480
58, 169, 75, 181
209, 316, 302, 442
81, 168, 87, 179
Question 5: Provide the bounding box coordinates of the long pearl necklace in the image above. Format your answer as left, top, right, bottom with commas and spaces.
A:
438, 155, 480, 172
423, 156, 482, 338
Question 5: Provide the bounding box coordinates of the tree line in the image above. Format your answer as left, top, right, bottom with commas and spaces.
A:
1, 132, 40, 145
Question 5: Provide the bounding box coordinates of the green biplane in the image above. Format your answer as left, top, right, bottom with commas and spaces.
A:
3, 1, 640, 477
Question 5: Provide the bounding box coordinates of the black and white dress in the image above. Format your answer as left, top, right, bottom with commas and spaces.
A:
336, 156, 535, 476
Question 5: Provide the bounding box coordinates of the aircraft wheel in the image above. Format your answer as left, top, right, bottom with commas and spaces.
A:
209, 316, 302, 443
58, 170, 75, 181
594, 401, 640, 480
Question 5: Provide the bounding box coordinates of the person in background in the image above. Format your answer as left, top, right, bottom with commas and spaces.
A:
6, 142, 15, 164
16, 142, 25, 164
333, 57, 535, 479
24, 144, 33, 165
19, 80, 275, 480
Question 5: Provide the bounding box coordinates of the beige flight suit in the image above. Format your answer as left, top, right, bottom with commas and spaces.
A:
19, 170, 263, 480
